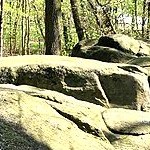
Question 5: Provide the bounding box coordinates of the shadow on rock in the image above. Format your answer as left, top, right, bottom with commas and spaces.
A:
0, 117, 51, 150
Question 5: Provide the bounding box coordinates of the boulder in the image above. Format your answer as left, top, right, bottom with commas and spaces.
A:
127, 56, 150, 67
71, 35, 150, 63
97, 34, 150, 56
127, 56, 150, 84
72, 39, 98, 51
102, 108, 150, 135
0, 55, 150, 110
1, 85, 150, 150
71, 45, 137, 63
102, 108, 150, 150
0, 85, 114, 150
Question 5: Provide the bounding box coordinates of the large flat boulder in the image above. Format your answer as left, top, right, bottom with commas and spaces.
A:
0, 55, 150, 110
71, 34, 150, 64
1, 84, 150, 150
71, 45, 137, 63
97, 34, 150, 56
0, 85, 114, 150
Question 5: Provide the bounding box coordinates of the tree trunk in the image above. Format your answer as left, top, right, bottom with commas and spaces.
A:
95, 0, 116, 34
134, 0, 138, 30
45, 0, 61, 55
70, 0, 85, 41
0, 0, 4, 57
26, 0, 30, 55
88, 0, 101, 28
142, 0, 147, 37
21, 0, 25, 55
12, 0, 20, 55
147, 1, 150, 39
9, 1, 12, 55
62, 12, 70, 50
32, 3, 45, 40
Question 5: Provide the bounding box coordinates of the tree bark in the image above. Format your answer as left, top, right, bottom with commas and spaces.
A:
95, 0, 116, 34
147, 1, 150, 39
9, 1, 12, 55
45, 0, 61, 55
32, 4, 45, 40
62, 12, 69, 50
70, 0, 85, 41
88, 0, 101, 28
0, 0, 4, 57
142, 0, 147, 37
12, 0, 21, 55
26, 0, 30, 55
134, 0, 138, 30
21, 0, 25, 55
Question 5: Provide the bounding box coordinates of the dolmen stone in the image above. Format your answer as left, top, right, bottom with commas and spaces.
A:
1, 84, 150, 150
71, 34, 150, 63
0, 55, 150, 111
97, 34, 150, 56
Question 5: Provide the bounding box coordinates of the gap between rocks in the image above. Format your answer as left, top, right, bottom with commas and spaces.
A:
48, 104, 107, 140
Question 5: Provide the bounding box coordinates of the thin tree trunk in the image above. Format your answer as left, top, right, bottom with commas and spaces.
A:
12, 0, 20, 55
131, 9, 135, 33
45, 0, 61, 55
32, 4, 45, 40
0, 0, 4, 57
26, 0, 30, 54
62, 12, 69, 50
95, 0, 116, 34
147, 1, 150, 39
142, 0, 147, 37
21, 0, 25, 55
9, 1, 12, 55
70, 0, 85, 41
134, 0, 138, 30
88, 0, 101, 28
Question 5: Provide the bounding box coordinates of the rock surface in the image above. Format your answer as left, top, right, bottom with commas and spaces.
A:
71, 45, 137, 63
97, 34, 150, 56
102, 108, 150, 135
1, 55, 150, 149
0, 85, 114, 150
0, 55, 150, 110
127, 56, 150, 84
1, 84, 150, 150
71, 34, 150, 64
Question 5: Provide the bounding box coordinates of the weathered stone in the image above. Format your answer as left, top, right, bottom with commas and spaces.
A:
0, 86, 114, 150
102, 108, 150, 135
97, 34, 150, 56
127, 56, 150, 85
1, 84, 150, 150
127, 56, 150, 72
100, 65, 150, 111
112, 134, 150, 150
71, 45, 137, 63
102, 108, 150, 150
0, 55, 149, 110
72, 39, 98, 53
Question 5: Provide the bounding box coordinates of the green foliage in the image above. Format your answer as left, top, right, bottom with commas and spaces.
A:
2, 0, 149, 56
3, 0, 45, 56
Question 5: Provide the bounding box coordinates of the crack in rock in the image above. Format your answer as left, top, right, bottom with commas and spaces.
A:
118, 66, 146, 74
49, 105, 107, 141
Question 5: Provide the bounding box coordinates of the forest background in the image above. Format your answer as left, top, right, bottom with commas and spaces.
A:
0, 0, 150, 56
